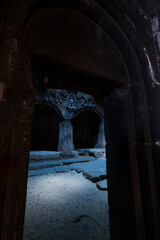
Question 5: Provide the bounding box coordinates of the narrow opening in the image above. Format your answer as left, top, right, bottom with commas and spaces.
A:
23, 8, 129, 239
23, 53, 109, 240
23, 87, 109, 240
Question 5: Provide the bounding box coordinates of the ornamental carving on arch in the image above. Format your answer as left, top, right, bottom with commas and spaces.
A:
58, 90, 96, 113
35, 89, 102, 119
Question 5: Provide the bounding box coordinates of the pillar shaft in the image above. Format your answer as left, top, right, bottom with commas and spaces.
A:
95, 120, 106, 148
58, 120, 74, 152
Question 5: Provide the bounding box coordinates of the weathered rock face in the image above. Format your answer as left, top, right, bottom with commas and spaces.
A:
0, 1, 160, 240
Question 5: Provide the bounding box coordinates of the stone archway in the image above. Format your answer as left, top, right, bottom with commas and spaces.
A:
34, 88, 104, 153
0, 1, 160, 240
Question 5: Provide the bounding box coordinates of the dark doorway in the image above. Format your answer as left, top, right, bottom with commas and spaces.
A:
72, 110, 101, 149
31, 104, 61, 151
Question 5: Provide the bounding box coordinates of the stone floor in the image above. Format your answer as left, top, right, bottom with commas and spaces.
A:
23, 150, 109, 240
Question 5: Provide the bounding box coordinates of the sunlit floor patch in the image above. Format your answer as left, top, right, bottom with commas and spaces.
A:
23, 170, 109, 240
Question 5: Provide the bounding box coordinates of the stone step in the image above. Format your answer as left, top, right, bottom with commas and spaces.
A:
83, 170, 107, 183
29, 160, 62, 170
29, 149, 106, 162
62, 157, 96, 165
29, 150, 80, 161
29, 157, 96, 171
28, 165, 71, 177
28, 167, 56, 177
28, 154, 107, 178
77, 148, 106, 158
54, 166, 70, 173
96, 180, 108, 191
29, 153, 61, 161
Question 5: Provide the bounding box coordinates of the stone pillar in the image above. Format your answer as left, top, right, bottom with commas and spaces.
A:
58, 120, 74, 152
95, 120, 106, 148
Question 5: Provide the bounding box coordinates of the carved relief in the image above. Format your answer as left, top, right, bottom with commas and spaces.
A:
58, 91, 95, 113
35, 89, 102, 119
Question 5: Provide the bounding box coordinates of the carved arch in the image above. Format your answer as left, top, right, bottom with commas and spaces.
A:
34, 102, 64, 121
73, 107, 103, 120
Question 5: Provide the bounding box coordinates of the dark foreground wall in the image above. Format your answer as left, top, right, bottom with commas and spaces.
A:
0, 1, 160, 240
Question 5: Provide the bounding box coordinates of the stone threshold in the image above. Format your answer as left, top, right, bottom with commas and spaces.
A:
29, 148, 106, 162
